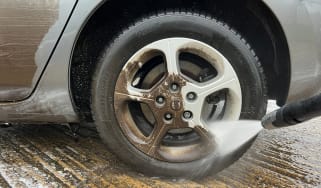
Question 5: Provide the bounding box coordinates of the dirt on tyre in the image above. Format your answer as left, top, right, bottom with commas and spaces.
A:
91, 12, 267, 178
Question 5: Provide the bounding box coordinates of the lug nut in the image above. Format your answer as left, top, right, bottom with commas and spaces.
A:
187, 92, 197, 101
183, 111, 193, 120
164, 113, 173, 121
170, 83, 179, 92
156, 96, 165, 104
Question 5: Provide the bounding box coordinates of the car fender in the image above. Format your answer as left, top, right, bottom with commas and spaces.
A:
261, 0, 321, 103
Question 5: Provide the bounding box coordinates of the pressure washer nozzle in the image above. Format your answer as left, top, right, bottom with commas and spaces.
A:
262, 93, 321, 130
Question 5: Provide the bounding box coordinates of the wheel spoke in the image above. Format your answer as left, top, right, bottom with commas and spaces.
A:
183, 73, 240, 128
146, 123, 169, 156
115, 85, 154, 104
194, 126, 215, 148
165, 40, 181, 75
146, 38, 191, 75
189, 75, 239, 100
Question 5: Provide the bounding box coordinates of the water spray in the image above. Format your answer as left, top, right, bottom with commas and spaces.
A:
202, 93, 321, 177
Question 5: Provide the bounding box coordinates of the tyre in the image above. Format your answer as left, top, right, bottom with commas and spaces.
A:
92, 12, 267, 178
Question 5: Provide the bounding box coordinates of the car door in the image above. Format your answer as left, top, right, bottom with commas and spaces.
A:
0, 0, 77, 102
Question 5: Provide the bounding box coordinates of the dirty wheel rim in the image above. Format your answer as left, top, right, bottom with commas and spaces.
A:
114, 38, 242, 162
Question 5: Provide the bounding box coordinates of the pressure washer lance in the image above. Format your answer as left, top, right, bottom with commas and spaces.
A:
262, 93, 321, 130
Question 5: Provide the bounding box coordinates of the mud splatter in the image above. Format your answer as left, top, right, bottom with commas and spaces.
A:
0, 0, 59, 101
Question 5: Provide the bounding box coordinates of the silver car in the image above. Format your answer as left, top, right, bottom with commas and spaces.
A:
1, 0, 320, 178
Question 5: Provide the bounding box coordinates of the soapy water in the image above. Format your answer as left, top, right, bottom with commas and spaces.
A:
186, 120, 263, 178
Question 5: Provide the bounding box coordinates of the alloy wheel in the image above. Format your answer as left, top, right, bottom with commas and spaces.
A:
114, 38, 242, 162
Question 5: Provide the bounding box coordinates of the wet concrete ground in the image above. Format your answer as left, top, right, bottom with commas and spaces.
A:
1, 103, 321, 187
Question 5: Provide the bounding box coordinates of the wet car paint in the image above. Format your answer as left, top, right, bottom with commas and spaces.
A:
0, 0, 76, 102
0, 103, 320, 187
0, 0, 98, 123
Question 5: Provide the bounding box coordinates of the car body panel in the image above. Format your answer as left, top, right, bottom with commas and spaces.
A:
0, 0, 320, 123
0, 0, 77, 101
0, 0, 100, 123
262, 0, 321, 103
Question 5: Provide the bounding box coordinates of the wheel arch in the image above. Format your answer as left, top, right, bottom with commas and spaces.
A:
69, 0, 291, 122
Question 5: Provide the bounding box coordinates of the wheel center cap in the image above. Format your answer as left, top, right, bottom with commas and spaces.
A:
171, 97, 182, 111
